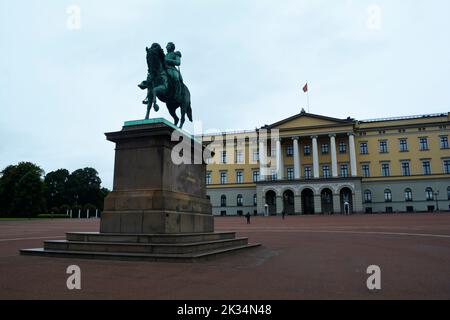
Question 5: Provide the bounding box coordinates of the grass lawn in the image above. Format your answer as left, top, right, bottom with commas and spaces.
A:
0, 214, 70, 221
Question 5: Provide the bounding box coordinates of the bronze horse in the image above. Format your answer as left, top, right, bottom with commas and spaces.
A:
138, 43, 193, 128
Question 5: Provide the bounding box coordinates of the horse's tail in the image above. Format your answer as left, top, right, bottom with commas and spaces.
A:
184, 85, 193, 122
187, 101, 193, 122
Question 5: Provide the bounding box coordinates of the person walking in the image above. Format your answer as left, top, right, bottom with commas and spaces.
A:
245, 212, 251, 224
282, 209, 286, 220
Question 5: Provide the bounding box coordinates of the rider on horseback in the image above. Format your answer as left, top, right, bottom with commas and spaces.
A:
165, 42, 183, 102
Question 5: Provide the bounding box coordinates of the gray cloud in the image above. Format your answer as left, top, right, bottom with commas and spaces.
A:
1, 0, 449, 188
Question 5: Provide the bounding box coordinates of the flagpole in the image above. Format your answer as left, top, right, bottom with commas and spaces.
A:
306, 81, 310, 113
307, 82, 310, 113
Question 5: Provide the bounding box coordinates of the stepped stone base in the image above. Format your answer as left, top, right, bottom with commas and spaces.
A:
20, 231, 260, 262
20, 119, 261, 262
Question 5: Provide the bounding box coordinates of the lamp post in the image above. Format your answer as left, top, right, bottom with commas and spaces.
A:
434, 190, 440, 212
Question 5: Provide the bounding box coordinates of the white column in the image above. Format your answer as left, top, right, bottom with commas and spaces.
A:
276, 138, 284, 180
348, 133, 358, 177
312, 136, 320, 178
293, 137, 301, 180
330, 134, 338, 178
259, 141, 266, 181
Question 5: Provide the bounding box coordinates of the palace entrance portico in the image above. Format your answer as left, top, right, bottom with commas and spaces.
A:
256, 117, 363, 215
256, 179, 363, 215
259, 132, 359, 182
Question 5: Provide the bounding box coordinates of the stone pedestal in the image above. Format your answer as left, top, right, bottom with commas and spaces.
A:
101, 118, 214, 234
20, 119, 260, 262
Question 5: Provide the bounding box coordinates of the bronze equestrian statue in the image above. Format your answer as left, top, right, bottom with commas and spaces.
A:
138, 42, 193, 128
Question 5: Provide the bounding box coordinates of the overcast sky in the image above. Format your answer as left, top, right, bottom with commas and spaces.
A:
1, 0, 449, 189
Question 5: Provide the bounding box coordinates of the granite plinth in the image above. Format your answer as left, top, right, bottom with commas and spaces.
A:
20, 119, 260, 262
101, 119, 213, 234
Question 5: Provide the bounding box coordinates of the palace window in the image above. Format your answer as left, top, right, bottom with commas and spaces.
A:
339, 142, 347, 154
364, 190, 372, 203
322, 165, 331, 179
379, 140, 389, 153
399, 139, 408, 152
360, 142, 368, 155
362, 164, 370, 178
206, 172, 212, 185
340, 164, 349, 178
221, 151, 227, 164
221, 195, 227, 207
441, 136, 449, 149
253, 170, 260, 182
401, 161, 411, 177
304, 145, 311, 156
426, 188, 434, 201
220, 171, 228, 184
405, 188, 413, 202
253, 151, 259, 162
321, 143, 329, 155
287, 167, 295, 180
381, 163, 390, 177
237, 194, 243, 207
304, 166, 312, 179
253, 194, 258, 206
419, 137, 429, 151
384, 189, 392, 203
444, 160, 450, 174
236, 171, 243, 184
422, 161, 432, 175
286, 145, 294, 157
235, 151, 244, 164
270, 169, 277, 181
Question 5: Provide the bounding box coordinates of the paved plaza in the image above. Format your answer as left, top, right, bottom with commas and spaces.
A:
1, 214, 450, 299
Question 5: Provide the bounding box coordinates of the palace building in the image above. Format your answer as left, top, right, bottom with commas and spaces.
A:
201, 110, 450, 216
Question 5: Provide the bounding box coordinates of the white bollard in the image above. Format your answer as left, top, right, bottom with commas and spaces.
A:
87, 209, 90, 219
95, 209, 98, 219
70, 210, 73, 219
78, 209, 81, 219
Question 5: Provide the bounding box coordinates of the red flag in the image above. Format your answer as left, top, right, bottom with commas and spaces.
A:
303, 83, 308, 93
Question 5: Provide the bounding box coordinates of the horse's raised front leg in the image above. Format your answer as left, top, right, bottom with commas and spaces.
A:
152, 87, 163, 112
145, 91, 153, 120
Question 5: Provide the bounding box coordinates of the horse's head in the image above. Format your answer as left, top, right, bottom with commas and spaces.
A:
146, 43, 165, 75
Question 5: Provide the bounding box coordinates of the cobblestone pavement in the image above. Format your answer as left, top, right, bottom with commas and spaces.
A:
1, 214, 449, 299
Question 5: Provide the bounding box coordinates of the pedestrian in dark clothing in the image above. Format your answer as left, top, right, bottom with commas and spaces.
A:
245, 212, 251, 224
282, 210, 286, 220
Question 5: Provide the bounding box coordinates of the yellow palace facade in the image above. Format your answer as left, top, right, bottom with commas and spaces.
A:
201, 110, 450, 216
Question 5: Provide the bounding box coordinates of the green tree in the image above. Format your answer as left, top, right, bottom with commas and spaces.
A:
98, 187, 110, 210
0, 162, 46, 217
44, 169, 70, 210
66, 167, 103, 208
